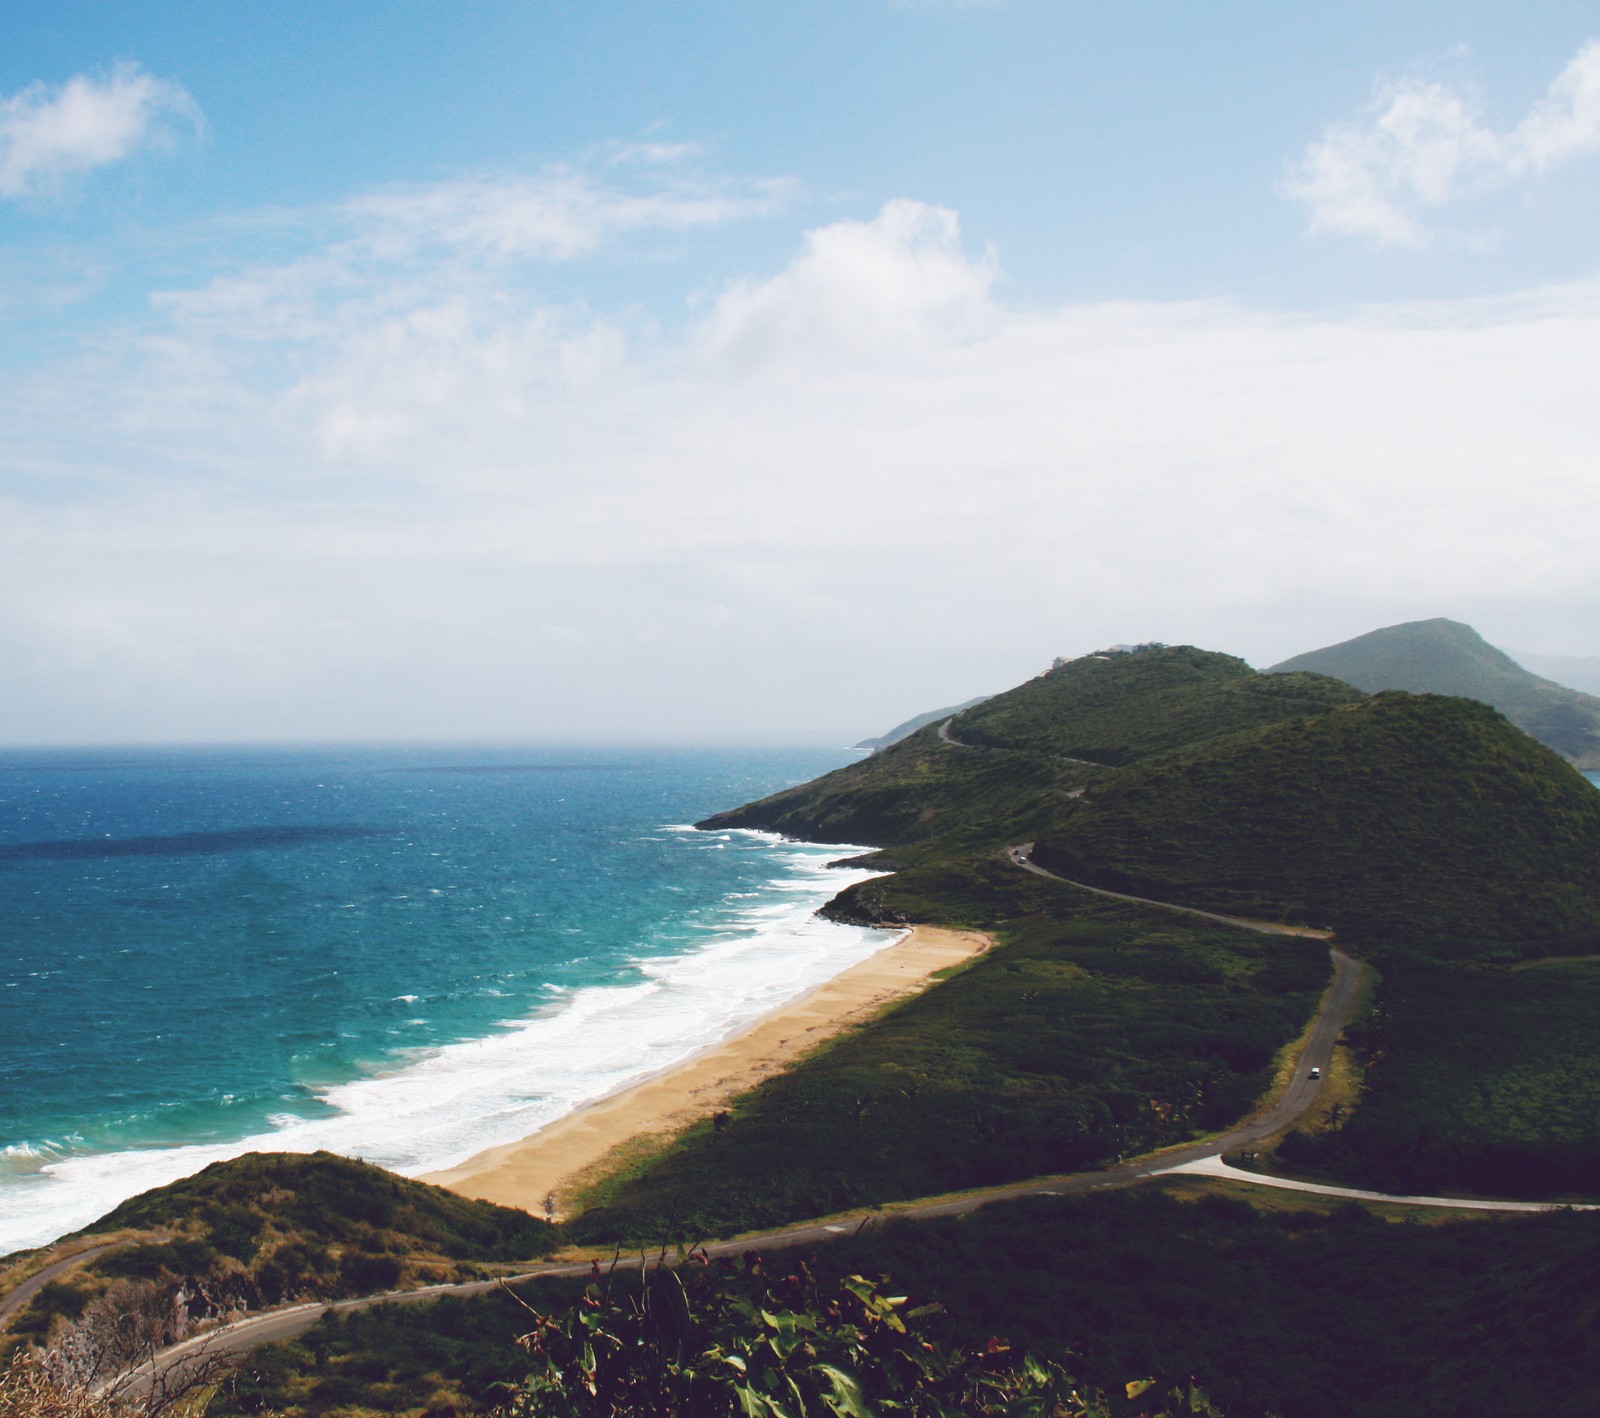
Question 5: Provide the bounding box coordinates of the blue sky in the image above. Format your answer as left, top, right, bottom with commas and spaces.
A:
4, 2, 1600, 741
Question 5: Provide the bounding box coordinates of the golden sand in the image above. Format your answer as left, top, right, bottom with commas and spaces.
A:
420, 925, 990, 1218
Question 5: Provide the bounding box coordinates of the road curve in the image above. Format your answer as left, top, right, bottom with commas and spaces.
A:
123, 846, 1576, 1390
1009, 842, 1333, 939
123, 853, 1370, 1391
0, 1244, 116, 1330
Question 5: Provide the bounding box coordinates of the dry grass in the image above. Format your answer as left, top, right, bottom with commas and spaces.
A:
0, 1351, 121, 1418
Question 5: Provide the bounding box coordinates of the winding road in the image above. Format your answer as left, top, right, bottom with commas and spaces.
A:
93, 845, 1592, 1396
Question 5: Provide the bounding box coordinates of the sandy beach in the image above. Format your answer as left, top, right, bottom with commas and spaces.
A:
421, 924, 991, 1218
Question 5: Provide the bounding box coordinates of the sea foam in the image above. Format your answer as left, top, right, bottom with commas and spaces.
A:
0, 832, 891, 1257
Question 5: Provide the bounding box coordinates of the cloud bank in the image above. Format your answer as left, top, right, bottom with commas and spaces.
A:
4, 166, 1599, 742
0, 63, 201, 200
1282, 40, 1600, 246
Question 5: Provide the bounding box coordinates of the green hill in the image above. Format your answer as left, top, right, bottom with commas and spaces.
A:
953, 647, 1359, 764
700, 648, 1360, 851
1272, 618, 1600, 768
2, 1152, 558, 1354
1032, 692, 1600, 961
698, 719, 1092, 851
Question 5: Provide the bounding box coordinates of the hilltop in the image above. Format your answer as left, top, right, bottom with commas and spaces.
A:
700, 647, 1361, 851
1, 1152, 558, 1358
1272, 618, 1600, 768
1032, 691, 1600, 961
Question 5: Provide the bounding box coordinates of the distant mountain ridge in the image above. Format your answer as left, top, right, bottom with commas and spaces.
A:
1271, 618, 1600, 769
1508, 648, 1600, 698
854, 695, 992, 752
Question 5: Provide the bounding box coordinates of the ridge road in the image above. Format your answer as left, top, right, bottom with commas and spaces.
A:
108, 846, 1585, 1395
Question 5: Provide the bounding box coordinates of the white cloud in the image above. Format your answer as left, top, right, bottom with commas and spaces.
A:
701, 199, 999, 366
0, 62, 201, 200
346, 167, 792, 264
5, 193, 1600, 742
1282, 41, 1600, 246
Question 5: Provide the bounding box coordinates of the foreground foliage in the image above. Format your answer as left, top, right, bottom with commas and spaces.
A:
0, 1351, 119, 1418
501, 1253, 1217, 1417
208, 1188, 1600, 1418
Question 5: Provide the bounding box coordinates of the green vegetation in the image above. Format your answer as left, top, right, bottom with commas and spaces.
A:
1272, 616, 1600, 768
700, 721, 1093, 852
854, 694, 992, 752
6, 1153, 557, 1352
700, 648, 1357, 853
496, 1256, 1210, 1418
572, 867, 1326, 1244
952, 649, 1359, 765
690, 644, 1600, 1215
19, 628, 1600, 1415
1277, 958, 1600, 1197
1033, 692, 1600, 961
205, 1189, 1600, 1418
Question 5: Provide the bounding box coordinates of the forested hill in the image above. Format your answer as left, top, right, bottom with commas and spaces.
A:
697, 647, 1360, 850
704, 642, 1600, 963
1271, 617, 1600, 769
1032, 692, 1600, 962
951, 648, 1357, 764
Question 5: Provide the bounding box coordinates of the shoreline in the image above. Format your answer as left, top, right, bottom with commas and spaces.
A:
420, 924, 992, 1218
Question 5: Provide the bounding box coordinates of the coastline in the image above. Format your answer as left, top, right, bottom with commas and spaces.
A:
420, 924, 992, 1218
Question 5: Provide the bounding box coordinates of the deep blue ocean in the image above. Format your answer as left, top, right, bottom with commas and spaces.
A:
0, 743, 885, 1256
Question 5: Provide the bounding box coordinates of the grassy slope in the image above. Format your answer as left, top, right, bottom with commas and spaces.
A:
209, 1190, 1600, 1418
4, 1153, 558, 1350
572, 862, 1327, 1244
1272, 616, 1600, 767
698, 720, 1095, 852
953, 649, 1359, 764
701, 648, 1359, 851
1033, 692, 1600, 962
1277, 958, 1600, 1197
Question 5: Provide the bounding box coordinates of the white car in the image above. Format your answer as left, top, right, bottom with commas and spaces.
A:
1308, 1066, 1322, 1080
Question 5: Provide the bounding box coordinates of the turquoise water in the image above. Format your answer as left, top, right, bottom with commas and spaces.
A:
0, 744, 884, 1255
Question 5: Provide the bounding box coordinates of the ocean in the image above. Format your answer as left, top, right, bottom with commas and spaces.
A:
0, 743, 888, 1257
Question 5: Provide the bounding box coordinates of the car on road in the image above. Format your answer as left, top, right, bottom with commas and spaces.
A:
1308, 1066, 1321, 1080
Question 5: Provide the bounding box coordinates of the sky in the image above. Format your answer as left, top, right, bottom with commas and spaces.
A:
4, 1, 1600, 744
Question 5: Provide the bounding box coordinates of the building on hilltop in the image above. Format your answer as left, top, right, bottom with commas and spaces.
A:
1050, 642, 1166, 671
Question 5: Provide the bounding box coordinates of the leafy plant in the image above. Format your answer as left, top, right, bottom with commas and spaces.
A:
498, 1249, 1222, 1417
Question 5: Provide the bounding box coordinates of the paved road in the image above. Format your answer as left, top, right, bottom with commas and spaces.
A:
937, 718, 1099, 769
1009, 842, 1334, 939
118, 844, 1576, 1392
121, 861, 1369, 1393
1166, 1154, 1600, 1213
0, 1244, 116, 1329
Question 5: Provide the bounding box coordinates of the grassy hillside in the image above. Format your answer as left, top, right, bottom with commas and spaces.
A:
698, 720, 1096, 851
953, 647, 1360, 764
701, 648, 1358, 851
572, 863, 1327, 1244
1272, 617, 1600, 768
1277, 957, 1600, 1197
1033, 692, 1600, 961
206, 1190, 1600, 1418
3, 1152, 558, 1352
